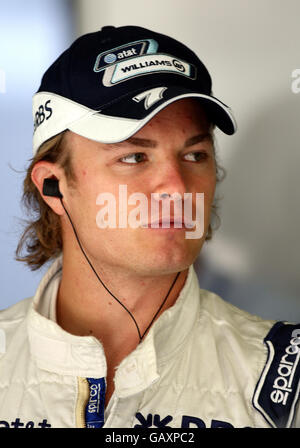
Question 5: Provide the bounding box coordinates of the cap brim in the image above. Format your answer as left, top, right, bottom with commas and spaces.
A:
32, 89, 236, 154
68, 90, 237, 144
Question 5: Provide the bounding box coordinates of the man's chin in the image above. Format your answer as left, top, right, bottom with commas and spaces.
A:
132, 252, 197, 277
91, 231, 203, 276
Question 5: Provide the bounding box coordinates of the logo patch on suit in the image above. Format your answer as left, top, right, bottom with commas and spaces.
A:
253, 322, 300, 428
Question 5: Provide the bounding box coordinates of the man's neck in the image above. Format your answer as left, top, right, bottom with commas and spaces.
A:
55, 248, 189, 405
56, 250, 189, 350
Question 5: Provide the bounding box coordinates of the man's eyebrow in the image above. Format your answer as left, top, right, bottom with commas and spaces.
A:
103, 133, 212, 150
184, 133, 212, 147
102, 137, 156, 150
124, 137, 157, 148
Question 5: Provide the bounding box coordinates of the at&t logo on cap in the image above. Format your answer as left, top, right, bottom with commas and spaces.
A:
104, 53, 117, 64
93, 39, 159, 72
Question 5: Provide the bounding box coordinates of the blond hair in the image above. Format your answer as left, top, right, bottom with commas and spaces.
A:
16, 132, 73, 269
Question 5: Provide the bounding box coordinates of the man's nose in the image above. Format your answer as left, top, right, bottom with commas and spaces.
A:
152, 159, 188, 198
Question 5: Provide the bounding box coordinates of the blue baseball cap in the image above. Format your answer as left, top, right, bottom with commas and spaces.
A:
32, 25, 237, 154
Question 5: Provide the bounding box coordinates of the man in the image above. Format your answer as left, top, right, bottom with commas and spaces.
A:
0, 25, 299, 428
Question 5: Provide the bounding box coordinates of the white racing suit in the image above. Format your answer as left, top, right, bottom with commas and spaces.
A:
0, 256, 299, 428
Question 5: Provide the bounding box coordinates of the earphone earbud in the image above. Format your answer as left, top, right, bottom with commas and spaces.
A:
43, 178, 63, 198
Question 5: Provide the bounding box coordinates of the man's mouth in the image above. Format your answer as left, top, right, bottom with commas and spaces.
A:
141, 217, 194, 229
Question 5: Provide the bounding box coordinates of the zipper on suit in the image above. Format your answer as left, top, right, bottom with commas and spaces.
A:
75, 377, 90, 428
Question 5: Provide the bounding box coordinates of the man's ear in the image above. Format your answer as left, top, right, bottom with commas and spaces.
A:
31, 161, 65, 216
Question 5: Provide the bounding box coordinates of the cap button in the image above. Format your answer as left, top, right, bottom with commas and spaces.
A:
100, 26, 116, 32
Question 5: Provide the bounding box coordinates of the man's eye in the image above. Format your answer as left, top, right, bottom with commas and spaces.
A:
184, 151, 208, 162
119, 152, 146, 164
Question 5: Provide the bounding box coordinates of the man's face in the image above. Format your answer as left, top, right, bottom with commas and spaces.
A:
61, 98, 216, 277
